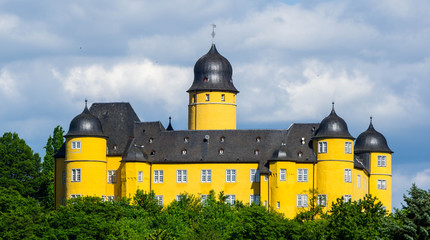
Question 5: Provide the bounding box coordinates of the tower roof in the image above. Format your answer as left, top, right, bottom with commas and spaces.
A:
355, 117, 393, 154
187, 44, 238, 93
65, 101, 106, 138
313, 103, 354, 140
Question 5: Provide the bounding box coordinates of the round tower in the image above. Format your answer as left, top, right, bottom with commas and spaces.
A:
64, 101, 107, 200
187, 44, 239, 130
355, 117, 393, 211
313, 103, 355, 208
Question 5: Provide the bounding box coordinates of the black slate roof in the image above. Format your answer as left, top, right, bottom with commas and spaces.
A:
355, 118, 393, 154
90, 102, 140, 156
65, 103, 106, 138
313, 105, 354, 140
187, 44, 238, 93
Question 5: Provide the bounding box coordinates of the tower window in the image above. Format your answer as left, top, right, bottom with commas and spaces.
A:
344, 169, 352, 183
318, 141, 327, 153
221, 94, 225, 101
138, 171, 143, 182
71, 169, 81, 182
377, 155, 387, 167
280, 169, 286, 181
345, 142, 352, 154
377, 179, 387, 190
205, 94, 210, 101
71, 141, 81, 152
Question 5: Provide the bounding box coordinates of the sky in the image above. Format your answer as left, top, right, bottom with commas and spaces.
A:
1, 0, 429, 209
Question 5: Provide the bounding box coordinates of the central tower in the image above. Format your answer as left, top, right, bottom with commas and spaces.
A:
187, 44, 239, 130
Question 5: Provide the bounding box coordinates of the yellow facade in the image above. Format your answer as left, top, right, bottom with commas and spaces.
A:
188, 91, 236, 130
369, 152, 392, 212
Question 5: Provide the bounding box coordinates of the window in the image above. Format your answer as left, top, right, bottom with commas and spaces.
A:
205, 94, 210, 101
226, 169, 236, 183
107, 196, 116, 202
264, 200, 267, 207
250, 195, 260, 205
344, 195, 352, 202
177, 170, 187, 183
138, 171, 143, 182
176, 195, 185, 201
256, 137, 261, 143
182, 149, 187, 155
107, 170, 117, 183
345, 142, 352, 154
254, 149, 259, 155
317, 194, 327, 207
318, 141, 327, 153
201, 194, 208, 205
149, 138, 153, 143
264, 175, 268, 182
377, 179, 387, 190
150, 150, 156, 156
219, 148, 224, 155
226, 195, 236, 205
201, 169, 212, 183
155, 195, 163, 206
220, 136, 225, 142
297, 169, 308, 182
184, 137, 189, 143
297, 194, 308, 207
377, 155, 387, 167
357, 175, 361, 188
344, 169, 352, 183
102, 195, 106, 202
70, 194, 81, 199
71, 169, 81, 182
62, 171, 66, 184
250, 169, 260, 182
153, 170, 164, 183
280, 169, 287, 181
71, 141, 81, 150
221, 94, 225, 101
277, 201, 280, 209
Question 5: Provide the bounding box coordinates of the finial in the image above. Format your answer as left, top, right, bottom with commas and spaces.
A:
85, 99, 88, 108
370, 116, 373, 123
211, 24, 216, 43
332, 101, 335, 110
169, 116, 172, 123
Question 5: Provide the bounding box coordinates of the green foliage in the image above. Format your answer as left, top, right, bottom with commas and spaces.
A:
0, 132, 42, 198
40, 126, 64, 209
133, 189, 162, 215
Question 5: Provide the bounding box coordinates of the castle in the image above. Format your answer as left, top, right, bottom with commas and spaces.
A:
54, 43, 393, 218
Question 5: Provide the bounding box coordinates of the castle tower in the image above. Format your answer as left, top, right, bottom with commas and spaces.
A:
313, 104, 355, 208
64, 102, 108, 200
355, 117, 393, 211
187, 44, 239, 130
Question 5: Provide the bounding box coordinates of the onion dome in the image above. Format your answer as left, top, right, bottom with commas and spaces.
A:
166, 117, 174, 131
355, 117, 393, 154
313, 103, 354, 140
187, 44, 238, 93
65, 101, 106, 138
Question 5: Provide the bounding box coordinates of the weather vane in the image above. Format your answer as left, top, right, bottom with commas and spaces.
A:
211, 24, 216, 43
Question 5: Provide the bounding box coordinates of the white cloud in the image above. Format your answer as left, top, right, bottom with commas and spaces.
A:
0, 69, 19, 100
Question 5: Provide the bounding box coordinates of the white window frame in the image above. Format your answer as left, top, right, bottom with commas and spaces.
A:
138, 171, 143, 182
71, 168, 81, 182
70, 194, 81, 199
176, 195, 185, 201
344, 195, 352, 202
153, 170, 164, 183
226, 169, 236, 183
297, 194, 308, 207
221, 94, 225, 101
357, 175, 361, 188
345, 141, 352, 154
177, 170, 187, 183
205, 94, 210, 101
297, 168, 308, 182
71, 141, 81, 150
250, 169, 260, 182
276, 201, 280, 209
155, 195, 163, 206
344, 169, 352, 183
107, 170, 117, 183
318, 141, 327, 153
225, 195, 236, 205
377, 179, 387, 190
201, 169, 212, 183
249, 195, 260, 205
107, 196, 116, 202
280, 169, 287, 181
377, 155, 387, 167
317, 194, 327, 207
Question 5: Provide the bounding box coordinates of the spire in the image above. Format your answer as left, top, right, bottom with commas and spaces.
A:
166, 116, 174, 131
331, 101, 335, 114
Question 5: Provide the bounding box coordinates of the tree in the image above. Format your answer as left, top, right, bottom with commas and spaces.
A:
0, 132, 41, 198
40, 125, 64, 209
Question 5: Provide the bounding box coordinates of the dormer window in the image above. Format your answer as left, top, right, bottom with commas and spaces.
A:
182, 149, 187, 155
151, 150, 156, 156
301, 138, 305, 145
113, 144, 117, 150
254, 149, 260, 156
220, 136, 225, 142
256, 137, 261, 143
149, 138, 153, 143
298, 152, 303, 158
219, 148, 224, 155
184, 137, 189, 143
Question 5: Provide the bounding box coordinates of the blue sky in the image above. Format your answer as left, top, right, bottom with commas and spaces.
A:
1, 0, 429, 209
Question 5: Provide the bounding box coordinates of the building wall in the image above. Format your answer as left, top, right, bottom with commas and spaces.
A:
369, 152, 392, 212
54, 157, 66, 208
188, 91, 236, 130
